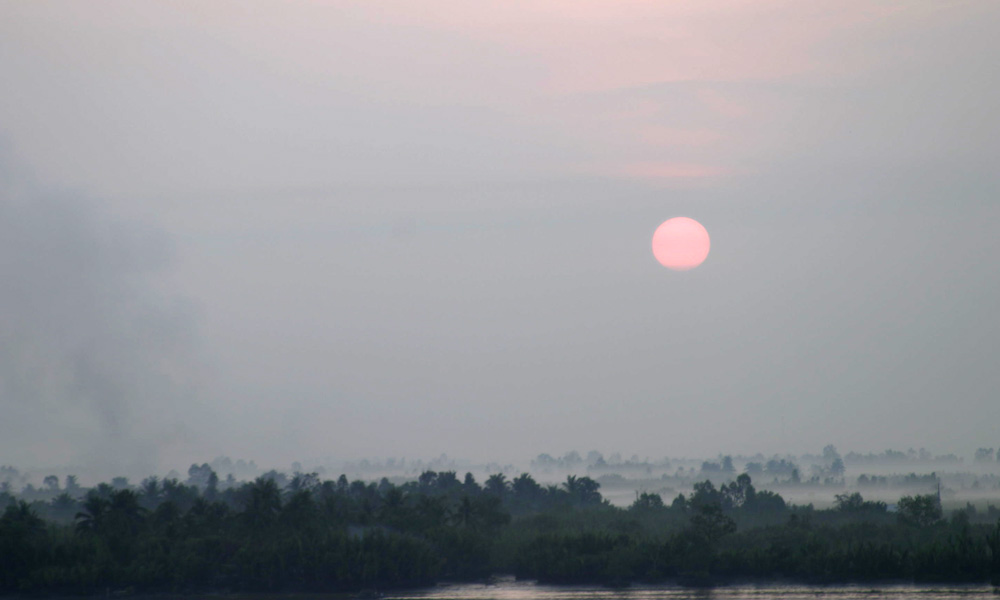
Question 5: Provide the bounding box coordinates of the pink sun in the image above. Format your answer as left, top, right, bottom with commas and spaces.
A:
652, 217, 710, 271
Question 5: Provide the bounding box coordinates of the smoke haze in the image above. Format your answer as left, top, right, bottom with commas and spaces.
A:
0, 157, 205, 474
1, 1, 998, 471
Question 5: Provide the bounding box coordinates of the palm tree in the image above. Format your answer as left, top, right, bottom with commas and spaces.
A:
140, 476, 162, 509
511, 473, 542, 500
454, 495, 474, 527
50, 492, 78, 520
484, 473, 508, 497
107, 489, 145, 527
379, 487, 406, 524
563, 475, 601, 505
2, 501, 45, 536
75, 494, 109, 534
415, 494, 449, 529
243, 477, 281, 529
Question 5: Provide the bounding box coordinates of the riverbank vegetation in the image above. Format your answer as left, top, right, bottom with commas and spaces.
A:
2, 470, 1000, 593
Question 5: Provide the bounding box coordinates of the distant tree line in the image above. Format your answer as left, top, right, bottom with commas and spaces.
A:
1, 468, 1000, 593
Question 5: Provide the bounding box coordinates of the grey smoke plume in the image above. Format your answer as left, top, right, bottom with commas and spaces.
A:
0, 154, 201, 476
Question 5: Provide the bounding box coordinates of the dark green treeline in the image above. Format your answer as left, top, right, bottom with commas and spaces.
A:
2, 470, 1000, 593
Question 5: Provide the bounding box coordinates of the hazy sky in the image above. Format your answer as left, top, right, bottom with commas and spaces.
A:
2, 1, 998, 472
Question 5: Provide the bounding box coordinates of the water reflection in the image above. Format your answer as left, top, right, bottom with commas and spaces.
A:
389, 579, 997, 600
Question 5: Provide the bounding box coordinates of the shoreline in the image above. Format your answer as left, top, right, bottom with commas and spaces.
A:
7, 578, 1000, 600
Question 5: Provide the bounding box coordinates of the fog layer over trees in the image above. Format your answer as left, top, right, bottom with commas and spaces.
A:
3, 462, 1000, 593
4, 445, 1000, 591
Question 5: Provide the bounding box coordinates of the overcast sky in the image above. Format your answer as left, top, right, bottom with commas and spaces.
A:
1, 1, 998, 473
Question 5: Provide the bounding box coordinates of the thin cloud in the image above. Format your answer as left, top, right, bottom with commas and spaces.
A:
614, 162, 732, 181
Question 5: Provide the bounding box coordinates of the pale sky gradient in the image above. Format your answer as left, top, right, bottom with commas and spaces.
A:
1, 1, 998, 472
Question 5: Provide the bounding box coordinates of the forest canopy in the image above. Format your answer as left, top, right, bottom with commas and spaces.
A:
2, 467, 1000, 593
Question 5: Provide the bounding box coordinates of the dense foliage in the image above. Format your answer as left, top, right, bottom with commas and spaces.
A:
1, 470, 999, 593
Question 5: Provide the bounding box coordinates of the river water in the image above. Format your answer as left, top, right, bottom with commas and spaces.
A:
388, 579, 999, 600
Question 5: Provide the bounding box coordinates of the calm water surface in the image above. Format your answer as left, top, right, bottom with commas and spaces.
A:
388, 579, 998, 600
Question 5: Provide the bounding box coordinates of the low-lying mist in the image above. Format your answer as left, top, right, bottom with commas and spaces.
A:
5, 445, 1000, 514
